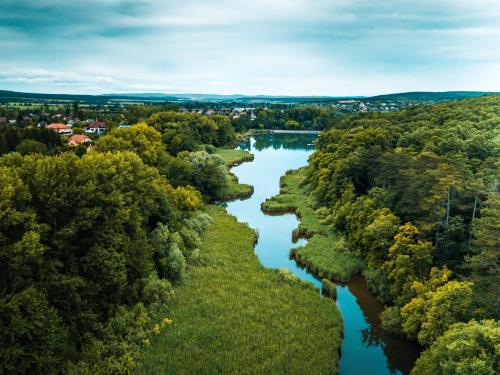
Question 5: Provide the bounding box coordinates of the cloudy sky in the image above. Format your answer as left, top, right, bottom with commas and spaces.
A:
1, 0, 500, 95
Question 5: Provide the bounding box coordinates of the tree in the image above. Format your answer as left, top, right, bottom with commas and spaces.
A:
15, 139, 48, 155
0, 151, 206, 372
401, 279, 474, 346
382, 223, 433, 304
97, 123, 166, 166
467, 191, 500, 318
177, 151, 230, 200
412, 320, 499, 375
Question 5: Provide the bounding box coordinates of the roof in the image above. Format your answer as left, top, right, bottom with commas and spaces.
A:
89, 121, 106, 128
48, 123, 70, 130
67, 134, 91, 145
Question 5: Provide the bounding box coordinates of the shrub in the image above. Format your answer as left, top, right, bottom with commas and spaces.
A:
275, 268, 300, 283
321, 279, 337, 299
380, 306, 403, 336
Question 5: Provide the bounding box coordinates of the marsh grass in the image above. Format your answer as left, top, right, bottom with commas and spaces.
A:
292, 235, 365, 282
321, 279, 337, 300
214, 147, 255, 167
134, 206, 342, 374
263, 168, 364, 282
215, 148, 254, 200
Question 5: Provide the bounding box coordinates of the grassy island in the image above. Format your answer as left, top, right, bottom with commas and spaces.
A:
215, 147, 254, 200
135, 206, 342, 374
261, 168, 364, 282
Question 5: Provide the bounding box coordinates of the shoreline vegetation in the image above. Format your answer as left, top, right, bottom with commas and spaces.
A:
135, 205, 343, 374
261, 168, 365, 282
214, 147, 254, 200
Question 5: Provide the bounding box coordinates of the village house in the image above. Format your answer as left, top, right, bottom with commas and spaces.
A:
86, 121, 106, 135
67, 134, 91, 146
47, 123, 73, 135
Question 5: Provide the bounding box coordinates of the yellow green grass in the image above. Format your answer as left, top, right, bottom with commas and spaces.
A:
135, 206, 342, 374
262, 168, 364, 282
214, 147, 254, 167
215, 148, 254, 200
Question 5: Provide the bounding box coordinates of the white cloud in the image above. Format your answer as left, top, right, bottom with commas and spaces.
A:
1, 0, 500, 94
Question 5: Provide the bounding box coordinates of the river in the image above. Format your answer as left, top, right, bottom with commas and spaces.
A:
223, 133, 420, 375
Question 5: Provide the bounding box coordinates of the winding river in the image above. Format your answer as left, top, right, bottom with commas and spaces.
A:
224, 133, 420, 375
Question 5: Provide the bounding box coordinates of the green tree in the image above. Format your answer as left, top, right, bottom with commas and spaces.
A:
412, 319, 499, 375
467, 191, 500, 318
15, 139, 48, 155
401, 279, 474, 345
382, 223, 433, 304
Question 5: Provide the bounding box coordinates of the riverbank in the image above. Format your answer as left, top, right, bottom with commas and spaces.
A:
134, 206, 342, 374
261, 168, 364, 282
215, 147, 254, 200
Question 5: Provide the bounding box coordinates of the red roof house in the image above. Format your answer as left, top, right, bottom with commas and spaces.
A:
47, 123, 73, 135
67, 134, 91, 146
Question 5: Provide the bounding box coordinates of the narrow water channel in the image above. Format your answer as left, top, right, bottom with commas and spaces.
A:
224, 133, 420, 375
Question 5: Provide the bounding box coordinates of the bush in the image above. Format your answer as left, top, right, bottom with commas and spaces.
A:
363, 267, 392, 303
275, 268, 300, 283
380, 306, 403, 336
142, 275, 174, 307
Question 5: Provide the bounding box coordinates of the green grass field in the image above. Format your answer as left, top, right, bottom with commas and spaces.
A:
262, 168, 364, 281
214, 147, 254, 167
135, 206, 342, 375
215, 147, 254, 200
216, 172, 254, 200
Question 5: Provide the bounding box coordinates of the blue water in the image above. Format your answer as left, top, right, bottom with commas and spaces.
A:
224, 134, 419, 375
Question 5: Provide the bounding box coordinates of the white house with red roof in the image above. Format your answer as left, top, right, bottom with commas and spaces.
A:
67, 134, 91, 146
47, 123, 73, 135
85, 121, 106, 135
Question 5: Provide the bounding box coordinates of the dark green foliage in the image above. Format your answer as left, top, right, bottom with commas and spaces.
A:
147, 111, 235, 155
412, 320, 499, 375
98, 122, 233, 201
0, 151, 205, 373
304, 95, 500, 365
0, 124, 62, 155
234, 106, 338, 131
15, 139, 48, 155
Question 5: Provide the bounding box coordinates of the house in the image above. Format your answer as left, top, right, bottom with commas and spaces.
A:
0, 117, 7, 123
67, 134, 91, 146
8, 119, 17, 125
47, 123, 73, 135
86, 121, 106, 135
118, 124, 131, 129
206, 109, 216, 115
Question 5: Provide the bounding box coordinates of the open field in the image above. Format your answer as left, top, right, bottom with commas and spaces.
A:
134, 206, 342, 374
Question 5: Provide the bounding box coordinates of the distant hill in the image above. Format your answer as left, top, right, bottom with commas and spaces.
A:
369, 91, 496, 101
0, 89, 496, 105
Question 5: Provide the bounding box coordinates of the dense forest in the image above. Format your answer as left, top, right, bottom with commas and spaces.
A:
305, 95, 500, 373
233, 106, 339, 131
1, 97, 499, 374
0, 112, 237, 373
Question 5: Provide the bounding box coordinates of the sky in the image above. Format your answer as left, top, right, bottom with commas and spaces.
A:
1, 0, 500, 96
